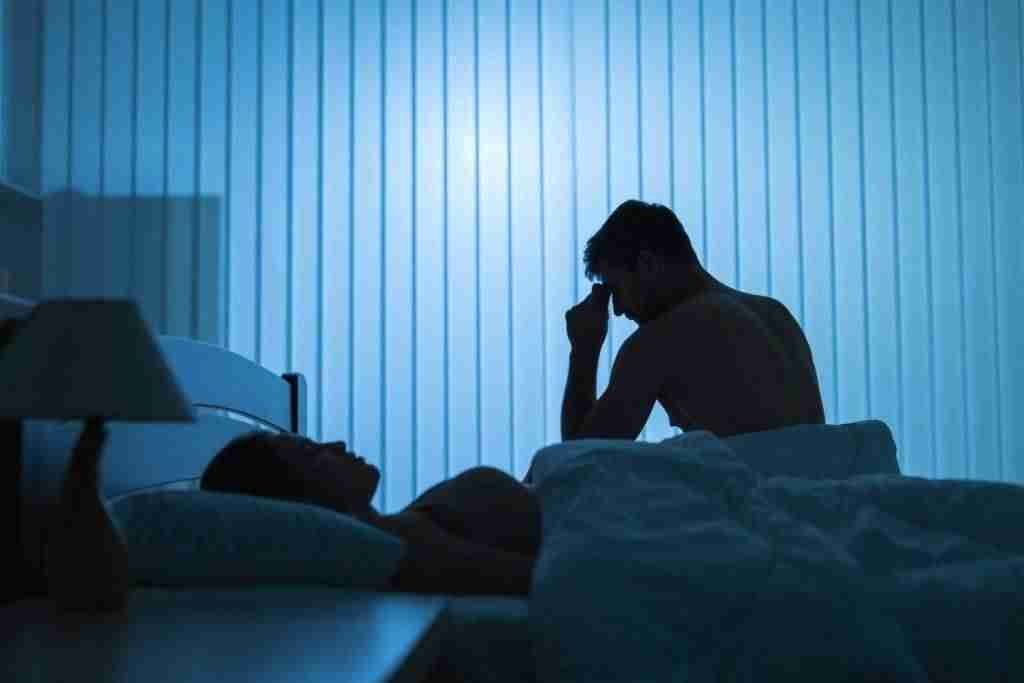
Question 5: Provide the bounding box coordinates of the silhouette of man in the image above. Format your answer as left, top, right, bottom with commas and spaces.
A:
561, 199, 825, 441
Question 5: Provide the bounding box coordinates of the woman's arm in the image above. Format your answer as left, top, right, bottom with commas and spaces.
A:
378, 510, 535, 596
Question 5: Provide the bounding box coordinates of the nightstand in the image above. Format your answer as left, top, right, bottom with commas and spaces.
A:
1, 293, 34, 605
4, 587, 449, 682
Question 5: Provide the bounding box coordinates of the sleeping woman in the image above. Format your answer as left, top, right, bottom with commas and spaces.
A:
200, 432, 542, 597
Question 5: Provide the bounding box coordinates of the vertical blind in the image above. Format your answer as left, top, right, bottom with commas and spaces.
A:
39, 0, 1024, 512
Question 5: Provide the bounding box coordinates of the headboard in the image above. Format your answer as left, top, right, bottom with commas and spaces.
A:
0, 292, 35, 321
0, 183, 43, 300
6, 299, 308, 599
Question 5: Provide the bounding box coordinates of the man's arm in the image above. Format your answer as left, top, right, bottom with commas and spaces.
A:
560, 284, 611, 441
560, 344, 601, 441
563, 332, 661, 441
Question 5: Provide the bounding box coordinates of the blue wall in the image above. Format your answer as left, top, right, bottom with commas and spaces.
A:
0, 0, 42, 300
1, 0, 42, 195
39, 0, 1024, 511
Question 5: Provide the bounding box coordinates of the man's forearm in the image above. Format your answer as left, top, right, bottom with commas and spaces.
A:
561, 345, 601, 440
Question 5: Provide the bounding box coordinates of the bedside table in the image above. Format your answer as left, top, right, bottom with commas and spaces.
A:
1, 294, 34, 605
3, 587, 449, 683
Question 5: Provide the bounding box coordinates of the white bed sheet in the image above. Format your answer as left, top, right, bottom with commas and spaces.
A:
432, 422, 902, 683
527, 431, 1024, 682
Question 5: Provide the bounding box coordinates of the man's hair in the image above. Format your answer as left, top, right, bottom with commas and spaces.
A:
583, 200, 699, 280
200, 431, 307, 503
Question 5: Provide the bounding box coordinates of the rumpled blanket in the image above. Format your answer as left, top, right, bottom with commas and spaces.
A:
527, 432, 1024, 682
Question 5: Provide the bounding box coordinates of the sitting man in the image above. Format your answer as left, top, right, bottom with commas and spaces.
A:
561, 199, 825, 442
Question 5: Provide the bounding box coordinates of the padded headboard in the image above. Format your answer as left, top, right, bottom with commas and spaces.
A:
0, 293, 35, 321
0, 183, 43, 300
12, 322, 308, 598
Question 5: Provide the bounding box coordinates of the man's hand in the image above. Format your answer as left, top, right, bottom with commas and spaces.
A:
565, 284, 611, 353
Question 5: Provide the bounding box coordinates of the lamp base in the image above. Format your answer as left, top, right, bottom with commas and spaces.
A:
45, 417, 131, 612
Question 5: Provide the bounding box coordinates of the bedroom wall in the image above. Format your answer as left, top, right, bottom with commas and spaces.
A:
0, 0, 43, 301
38, 0, 1024, 510
0, 0, 42, 195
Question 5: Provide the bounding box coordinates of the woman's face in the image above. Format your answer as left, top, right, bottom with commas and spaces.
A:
271, 435, 380, 515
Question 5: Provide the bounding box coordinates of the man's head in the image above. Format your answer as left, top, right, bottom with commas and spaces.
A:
583, 200, 701, 324
201, 432, 380, 516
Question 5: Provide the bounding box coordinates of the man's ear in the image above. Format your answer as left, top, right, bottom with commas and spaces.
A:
635, 250, 662, 280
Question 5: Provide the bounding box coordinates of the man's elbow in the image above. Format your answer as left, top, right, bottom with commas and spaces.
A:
562, 423, 589, 441
562, 415, 595, 441
567, 422, 639, 442
562, 419, 593, 441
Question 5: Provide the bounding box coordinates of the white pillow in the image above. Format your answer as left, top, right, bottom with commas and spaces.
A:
110, 490, 405, 589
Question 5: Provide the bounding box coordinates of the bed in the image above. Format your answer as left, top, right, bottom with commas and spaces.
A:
4, 296, 1023, 682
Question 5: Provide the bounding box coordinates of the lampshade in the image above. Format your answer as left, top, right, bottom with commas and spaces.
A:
0, 299, 195, 422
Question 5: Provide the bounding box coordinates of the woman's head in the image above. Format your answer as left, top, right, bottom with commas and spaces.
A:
200, 431, 380, 516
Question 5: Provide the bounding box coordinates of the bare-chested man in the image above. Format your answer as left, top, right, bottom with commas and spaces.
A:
561, 199, 825, 441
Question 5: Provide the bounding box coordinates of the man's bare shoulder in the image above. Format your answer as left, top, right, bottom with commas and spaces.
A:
656, 288, 743, 329
670, 287, 788, 324
623, 295, 722, 359
647, 287, 796, 354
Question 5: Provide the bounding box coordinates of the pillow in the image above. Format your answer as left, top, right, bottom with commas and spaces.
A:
721, 419, 900, 480
109, 490, 405, 589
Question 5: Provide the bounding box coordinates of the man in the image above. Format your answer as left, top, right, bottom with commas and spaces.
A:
561, 199, 825, 441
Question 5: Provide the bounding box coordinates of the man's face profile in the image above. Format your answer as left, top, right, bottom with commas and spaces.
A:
599, 266, 649, 324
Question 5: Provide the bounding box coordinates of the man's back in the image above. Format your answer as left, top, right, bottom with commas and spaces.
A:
646, 281, 825, 437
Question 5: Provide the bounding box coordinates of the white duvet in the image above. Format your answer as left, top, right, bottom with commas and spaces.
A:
526, 432, 1024, 682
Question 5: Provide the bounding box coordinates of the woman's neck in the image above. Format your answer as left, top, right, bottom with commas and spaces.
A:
348, 505, 410, 537
353, 506, 429, 540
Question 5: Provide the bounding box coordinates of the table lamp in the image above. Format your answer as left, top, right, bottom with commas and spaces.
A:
0, 299, 196, 612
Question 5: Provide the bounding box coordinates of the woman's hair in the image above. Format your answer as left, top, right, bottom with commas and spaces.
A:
583, 200, 699, 280
200, 431, 308, 503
